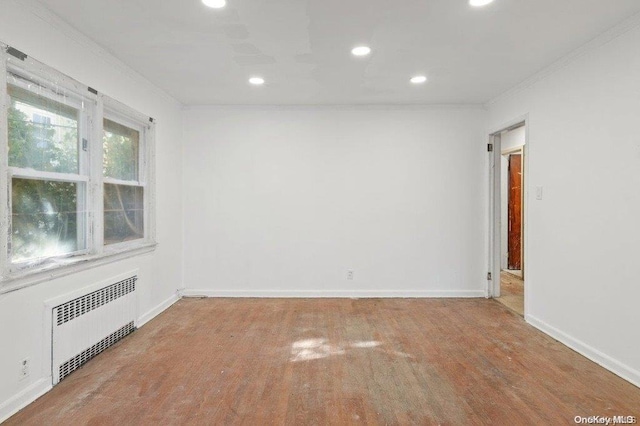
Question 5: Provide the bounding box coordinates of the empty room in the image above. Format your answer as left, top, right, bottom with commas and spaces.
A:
1, 0, 640, 424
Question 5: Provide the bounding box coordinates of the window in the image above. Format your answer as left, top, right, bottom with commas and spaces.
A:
103, 117, 145, 245
7, 80, 88, 265
1, 44, 156, 285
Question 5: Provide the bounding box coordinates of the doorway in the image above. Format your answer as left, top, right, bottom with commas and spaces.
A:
489, 121, 526, 316
505, 150, 523, 274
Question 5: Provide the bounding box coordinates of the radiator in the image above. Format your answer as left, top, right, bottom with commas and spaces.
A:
52, 276, 138, 384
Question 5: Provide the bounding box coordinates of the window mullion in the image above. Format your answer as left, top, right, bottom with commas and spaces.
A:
77, 99, 90, 258
0, 51, 10, 277
91, 95, 105, 253
8, 168, 89, 183
103, 177, 143, 187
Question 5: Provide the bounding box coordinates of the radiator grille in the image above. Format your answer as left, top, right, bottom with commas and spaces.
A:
56, 277, 136, 326
58, 321, 135, 382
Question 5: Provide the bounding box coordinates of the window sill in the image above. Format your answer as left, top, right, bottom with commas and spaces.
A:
0, 241, 157, 295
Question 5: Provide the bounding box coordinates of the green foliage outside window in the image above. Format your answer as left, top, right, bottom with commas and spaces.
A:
7, 98, 83, 262
103, 118, 139, 181
8, 86, 79, 174
11, 178, 81, 262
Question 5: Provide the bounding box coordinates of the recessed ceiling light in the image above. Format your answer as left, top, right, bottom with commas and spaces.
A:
249, 77, 265, 85
351, 46, 372, 57
202, 0, 226, 9
469, 0, 494, 6
410, 75, 428, 84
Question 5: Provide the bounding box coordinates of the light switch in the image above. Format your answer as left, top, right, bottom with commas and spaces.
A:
536, 186, 543, 200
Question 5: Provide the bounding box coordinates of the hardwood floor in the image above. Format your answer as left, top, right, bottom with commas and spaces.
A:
7, 298, 640, 425
497, 271, 524, 316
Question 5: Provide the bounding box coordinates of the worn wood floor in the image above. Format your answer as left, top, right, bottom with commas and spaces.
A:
497, 271, 525, 316
7, 298, 640, 425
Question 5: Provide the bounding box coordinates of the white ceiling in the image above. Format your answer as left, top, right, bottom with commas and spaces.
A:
37, 0, 640, 105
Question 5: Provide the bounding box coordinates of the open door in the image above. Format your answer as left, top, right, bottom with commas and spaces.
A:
508, 153, 522, 270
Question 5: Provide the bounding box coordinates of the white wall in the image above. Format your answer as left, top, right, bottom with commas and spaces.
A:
0, 0, 183, 420
488, 19, 640, 386
182, 106, 487, 297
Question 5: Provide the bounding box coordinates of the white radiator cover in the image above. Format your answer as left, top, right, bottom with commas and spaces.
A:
51, 276, 138, 384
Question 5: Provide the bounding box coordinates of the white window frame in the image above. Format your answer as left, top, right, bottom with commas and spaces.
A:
6, 66, 93, 271
0, 44, 156, 293
100, 99, 156, 254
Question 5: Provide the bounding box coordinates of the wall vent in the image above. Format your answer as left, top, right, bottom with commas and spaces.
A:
58, 321, 134, 382
56, 277, 136, 325
52, 276, 138, 384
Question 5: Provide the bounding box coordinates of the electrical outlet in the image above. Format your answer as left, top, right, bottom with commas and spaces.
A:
20, 358, 30, 380
347, 270, 354, 280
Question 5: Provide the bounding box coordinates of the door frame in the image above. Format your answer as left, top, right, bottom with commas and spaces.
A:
487, 115, 529, 315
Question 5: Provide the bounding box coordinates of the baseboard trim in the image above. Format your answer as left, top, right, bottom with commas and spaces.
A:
137, 292, 180, 328
526, 314, 640, 389
181, 289, 485, 298
0, 378, 52, 423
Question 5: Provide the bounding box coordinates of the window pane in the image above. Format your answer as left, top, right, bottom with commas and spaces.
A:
7, 84, 79, 174
11, 179, 86, 262
104, 184, 144, 245
103, 118, 139, 181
